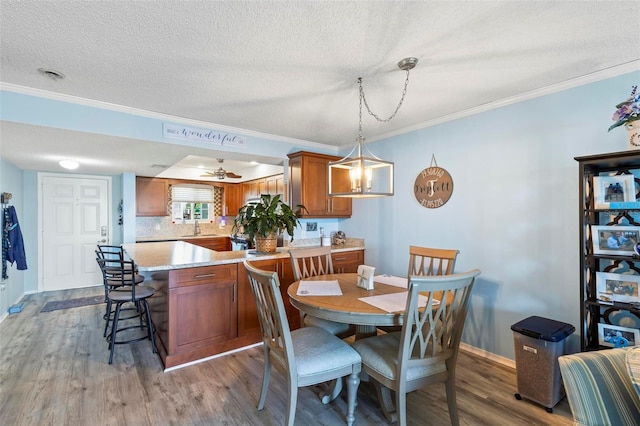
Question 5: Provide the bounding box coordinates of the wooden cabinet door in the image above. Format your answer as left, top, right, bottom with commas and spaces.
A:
237, 262, 261, 337
180, 237, 231, 251
302, 154, 331, 216
264, 175, 276, 194
243, 258, 300, 331
223, 184, 241, 216
288, 151, 351, 218
257, 178, 267, 197
167, 265, 237, 354
332, 250, 364, 273
136, 177, 168, 216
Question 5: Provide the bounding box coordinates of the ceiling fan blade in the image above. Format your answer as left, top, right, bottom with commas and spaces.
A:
226, 171, 242, 179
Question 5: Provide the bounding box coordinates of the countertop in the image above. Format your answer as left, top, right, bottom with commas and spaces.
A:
135, 234, 230, 242
122, 241, 365, 272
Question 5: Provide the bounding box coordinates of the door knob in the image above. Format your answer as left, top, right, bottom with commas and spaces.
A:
98, 239, 107, 243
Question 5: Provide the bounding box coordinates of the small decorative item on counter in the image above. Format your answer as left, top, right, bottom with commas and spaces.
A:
609, 85, 640, 149
332, 230, 346, 245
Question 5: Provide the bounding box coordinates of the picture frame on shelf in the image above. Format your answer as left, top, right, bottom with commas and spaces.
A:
598, 323, 640, 348
595, 271, 640, 304
593, 174, 636, 209
591, 225, 640, 256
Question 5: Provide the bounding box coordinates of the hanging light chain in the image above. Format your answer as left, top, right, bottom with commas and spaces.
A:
359, 68, 411, 123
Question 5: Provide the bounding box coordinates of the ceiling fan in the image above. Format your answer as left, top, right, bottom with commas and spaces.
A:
200, 158, 242, 179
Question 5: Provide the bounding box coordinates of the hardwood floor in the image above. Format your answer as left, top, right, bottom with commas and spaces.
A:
0, 286, 574, 425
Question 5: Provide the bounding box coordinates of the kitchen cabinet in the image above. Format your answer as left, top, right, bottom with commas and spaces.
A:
180, 237, 231, 252
150, 264, 238, 368
136, 176, 168, 216
222, 184, 241, 216
332, 249, 364, 273
239, 257, 300, 333
242, 180, 259, 203
288, 151, 352, 218
265, 174, 287, 202
575, 150, 640, 351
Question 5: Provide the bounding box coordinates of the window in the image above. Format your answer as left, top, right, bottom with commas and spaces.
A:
171, 184, 215, 222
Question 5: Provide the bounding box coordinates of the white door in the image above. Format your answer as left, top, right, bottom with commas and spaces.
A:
40, 174, 111, 291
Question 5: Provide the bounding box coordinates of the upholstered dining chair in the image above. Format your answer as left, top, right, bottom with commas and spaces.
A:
243, 260, 361, 426
289, 246, 356, 339
96, 257, 157, 364
352, 269, 481, 426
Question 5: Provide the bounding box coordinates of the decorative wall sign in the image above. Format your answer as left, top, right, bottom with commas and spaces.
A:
414, 155, 454, 208
163, 123, 245, 147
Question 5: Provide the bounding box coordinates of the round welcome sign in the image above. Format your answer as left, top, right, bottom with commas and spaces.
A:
414, 164, 454, 209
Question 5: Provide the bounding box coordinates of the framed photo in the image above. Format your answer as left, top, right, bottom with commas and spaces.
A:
598, 323, 640, 347
596, 271, 640, 304
591, 225, 640, 256
593, 175, 636, 209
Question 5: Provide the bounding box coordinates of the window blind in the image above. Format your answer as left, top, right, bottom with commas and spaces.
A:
171, 184, 214, 202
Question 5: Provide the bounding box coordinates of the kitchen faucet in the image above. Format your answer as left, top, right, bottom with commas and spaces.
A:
194, 219, 201, 235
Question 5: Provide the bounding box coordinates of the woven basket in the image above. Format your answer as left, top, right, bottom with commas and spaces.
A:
255, 234, 278, 253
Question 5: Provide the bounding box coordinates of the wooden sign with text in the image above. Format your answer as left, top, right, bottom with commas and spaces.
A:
414, 166, 454, 208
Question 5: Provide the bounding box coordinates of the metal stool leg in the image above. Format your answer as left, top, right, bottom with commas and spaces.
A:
108, 302, 123, 364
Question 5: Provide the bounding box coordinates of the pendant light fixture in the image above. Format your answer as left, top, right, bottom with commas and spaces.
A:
328, 57, 417, 198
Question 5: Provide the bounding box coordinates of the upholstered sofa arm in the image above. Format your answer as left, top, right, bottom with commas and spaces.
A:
558, 348, 640, 426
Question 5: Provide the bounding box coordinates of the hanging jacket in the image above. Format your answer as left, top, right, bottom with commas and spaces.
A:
3, 206, 27, 274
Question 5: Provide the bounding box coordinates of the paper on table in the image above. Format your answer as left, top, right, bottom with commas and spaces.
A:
374, 274, 408, 288
358, 292, 439, 313
297, 280, 342, 296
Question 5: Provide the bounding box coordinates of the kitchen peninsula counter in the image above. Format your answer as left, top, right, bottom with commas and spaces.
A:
123, 240, 363, 271
122, 241, 364, 370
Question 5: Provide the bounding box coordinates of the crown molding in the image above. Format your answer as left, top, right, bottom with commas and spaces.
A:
0, 82, 331, 151
369, 60, 640, 143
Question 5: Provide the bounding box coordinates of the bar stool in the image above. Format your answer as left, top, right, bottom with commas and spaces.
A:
96, 245, 145, 336
96, 257, 157, 364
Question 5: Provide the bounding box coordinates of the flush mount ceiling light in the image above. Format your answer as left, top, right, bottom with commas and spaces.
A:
37, 68, 65, 81
328, 57, 417, 198
59, 160, 79, 170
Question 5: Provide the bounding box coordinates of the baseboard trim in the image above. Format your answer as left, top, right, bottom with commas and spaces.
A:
459, 343, 515, 369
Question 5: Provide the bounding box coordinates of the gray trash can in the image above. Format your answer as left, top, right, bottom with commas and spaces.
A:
511, 316, 575, 413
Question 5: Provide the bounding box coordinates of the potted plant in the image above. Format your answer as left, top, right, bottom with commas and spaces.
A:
233, 194, 307, 253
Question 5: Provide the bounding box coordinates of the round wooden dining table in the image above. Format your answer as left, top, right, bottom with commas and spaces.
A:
287, 273, 409, 339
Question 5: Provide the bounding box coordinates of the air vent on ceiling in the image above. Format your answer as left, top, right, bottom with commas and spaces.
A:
151, 164, 169, 168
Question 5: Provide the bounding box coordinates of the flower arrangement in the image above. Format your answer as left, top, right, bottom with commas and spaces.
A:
609, 85, 640, 131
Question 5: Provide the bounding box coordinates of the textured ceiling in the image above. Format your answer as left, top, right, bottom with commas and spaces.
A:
1, 1, 639, 179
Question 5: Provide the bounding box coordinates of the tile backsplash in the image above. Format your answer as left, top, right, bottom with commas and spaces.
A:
136, 216, 363, 248
137, 216, 232, 239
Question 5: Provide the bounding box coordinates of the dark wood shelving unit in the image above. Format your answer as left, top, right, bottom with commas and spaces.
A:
576, 150, 640, 351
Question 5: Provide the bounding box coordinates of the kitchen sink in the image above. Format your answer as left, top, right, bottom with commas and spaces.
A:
180, 233, 225, 237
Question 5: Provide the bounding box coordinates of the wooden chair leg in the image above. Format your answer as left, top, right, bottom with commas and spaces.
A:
257, 346, 270, 410
345, 371, 360, 426
396, 385, 407, 426
286, 381, 297, 426
445, 376, 460, 426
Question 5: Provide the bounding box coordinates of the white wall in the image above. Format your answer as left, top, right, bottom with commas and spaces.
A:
341, 71, 640, 358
